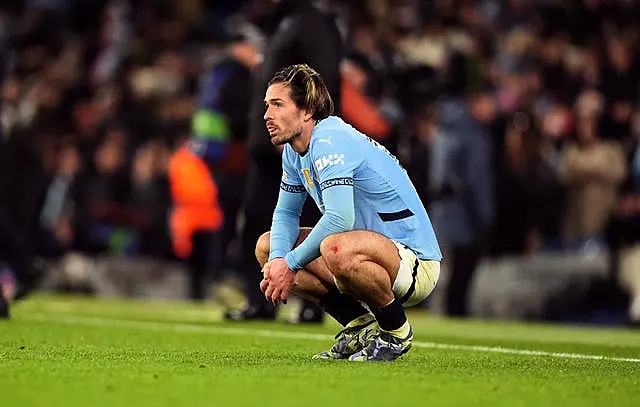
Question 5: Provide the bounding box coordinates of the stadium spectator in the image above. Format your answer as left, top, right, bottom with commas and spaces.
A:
562, 90, 627, 244
189, 21, 258, 284
168, 139, 223, 301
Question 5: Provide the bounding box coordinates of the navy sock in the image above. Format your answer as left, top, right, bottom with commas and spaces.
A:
372, 298, 407, 331
320, 288, 369, 326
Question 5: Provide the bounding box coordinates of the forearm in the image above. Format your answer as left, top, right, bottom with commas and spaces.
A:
269, 206, 301, 260
269, 188, 306, 260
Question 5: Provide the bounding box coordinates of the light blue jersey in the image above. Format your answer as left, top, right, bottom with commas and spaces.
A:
269, 116, 442, 271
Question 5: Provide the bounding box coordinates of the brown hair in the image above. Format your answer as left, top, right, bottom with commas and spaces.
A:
268, 64, 334, 120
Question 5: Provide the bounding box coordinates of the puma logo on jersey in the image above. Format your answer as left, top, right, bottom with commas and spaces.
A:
315, 154, 345, 171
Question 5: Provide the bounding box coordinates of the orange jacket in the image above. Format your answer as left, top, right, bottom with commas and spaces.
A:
168, 146, 223, 259
341, 78, 391, 141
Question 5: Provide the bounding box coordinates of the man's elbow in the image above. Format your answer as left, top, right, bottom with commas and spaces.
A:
328, 209, 355, 232
343, 213, 355, 231
272, 206, 300, 221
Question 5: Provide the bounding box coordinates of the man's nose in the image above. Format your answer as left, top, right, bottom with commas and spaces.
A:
264, 106, 272, 121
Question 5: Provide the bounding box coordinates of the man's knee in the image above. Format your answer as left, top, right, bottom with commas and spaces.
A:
255, 231, 270, 267
320, 234, 354, 275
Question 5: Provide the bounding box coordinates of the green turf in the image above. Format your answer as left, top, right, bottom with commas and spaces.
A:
1, 296, 639, 407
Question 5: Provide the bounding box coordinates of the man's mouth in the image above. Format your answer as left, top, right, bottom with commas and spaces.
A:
267, 123, 277, 134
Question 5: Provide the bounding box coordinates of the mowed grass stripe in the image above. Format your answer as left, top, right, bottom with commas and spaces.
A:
20, 313, 640, 364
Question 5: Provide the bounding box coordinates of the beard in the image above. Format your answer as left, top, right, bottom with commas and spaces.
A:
270, 134, 290, 146
269, 125, 302, 146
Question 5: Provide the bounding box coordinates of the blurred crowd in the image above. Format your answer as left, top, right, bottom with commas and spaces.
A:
1, 0, 640, 319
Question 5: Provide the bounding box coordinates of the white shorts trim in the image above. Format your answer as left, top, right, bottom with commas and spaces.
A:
391, 241, 440, 307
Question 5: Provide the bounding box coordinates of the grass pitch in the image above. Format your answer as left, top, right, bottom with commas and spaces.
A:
1, 295, 639, 407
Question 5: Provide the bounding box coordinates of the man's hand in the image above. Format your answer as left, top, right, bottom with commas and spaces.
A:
260, 258, 295, 306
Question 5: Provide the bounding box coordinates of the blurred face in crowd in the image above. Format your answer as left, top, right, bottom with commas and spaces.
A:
341, 60, 368, 91
230, 42, 261, 70
132, 146, 156, 184
96, 141, 124, 174
264, 82, 308, 146
413, 104, 438, 142
576, 89, 603, 119
608, 40, 630, 71
1, 77, 20, 103
352, 25, 378, 56
470, 93, 497, 125
541, 106, 571, 139
59, 145, 81, 177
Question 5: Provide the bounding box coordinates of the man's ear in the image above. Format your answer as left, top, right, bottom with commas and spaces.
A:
303, 109, 314, 122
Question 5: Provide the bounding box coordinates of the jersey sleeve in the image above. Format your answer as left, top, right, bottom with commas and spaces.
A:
269, 147, 307, 261
282, 134, 361, 271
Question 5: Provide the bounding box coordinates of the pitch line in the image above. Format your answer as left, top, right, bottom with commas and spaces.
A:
23, 313, 640, 363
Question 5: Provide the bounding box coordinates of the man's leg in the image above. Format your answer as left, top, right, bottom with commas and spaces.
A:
255, 229, 379, 359
319, 230, 414, 361
445, 244, 480, 317
0, 211, 45, 303
213, 170, 246, 272
186, 230, 213, 301
224, 166, 279, 321
255, 228, 371, 323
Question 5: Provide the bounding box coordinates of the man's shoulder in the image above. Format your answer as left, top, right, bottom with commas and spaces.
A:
311, 117, 351, 147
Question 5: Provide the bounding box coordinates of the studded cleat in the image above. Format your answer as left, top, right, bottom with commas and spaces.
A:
348, 326, 413, 362
312, 314, 379, 360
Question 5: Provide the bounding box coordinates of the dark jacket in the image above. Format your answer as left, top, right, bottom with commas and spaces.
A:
247, 0, 343, 170
191, 53, 252, 173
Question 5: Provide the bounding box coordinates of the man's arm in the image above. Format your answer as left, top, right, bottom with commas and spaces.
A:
284, 184, 355, 270
270, 149, 308, 260
269, 186, 307, 261
283, 134, 361, 271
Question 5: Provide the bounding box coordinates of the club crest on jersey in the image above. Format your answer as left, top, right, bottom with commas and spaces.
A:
315, 154, 345, 171
302, 168, 314, 189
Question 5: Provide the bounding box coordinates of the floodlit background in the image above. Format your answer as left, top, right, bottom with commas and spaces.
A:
2, 2, 640, 407
1, 0, 640, 325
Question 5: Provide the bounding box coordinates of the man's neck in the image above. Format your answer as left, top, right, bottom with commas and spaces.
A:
290, 121, 316, 154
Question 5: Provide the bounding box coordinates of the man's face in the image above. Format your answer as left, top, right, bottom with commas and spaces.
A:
264, 82, 305, 146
